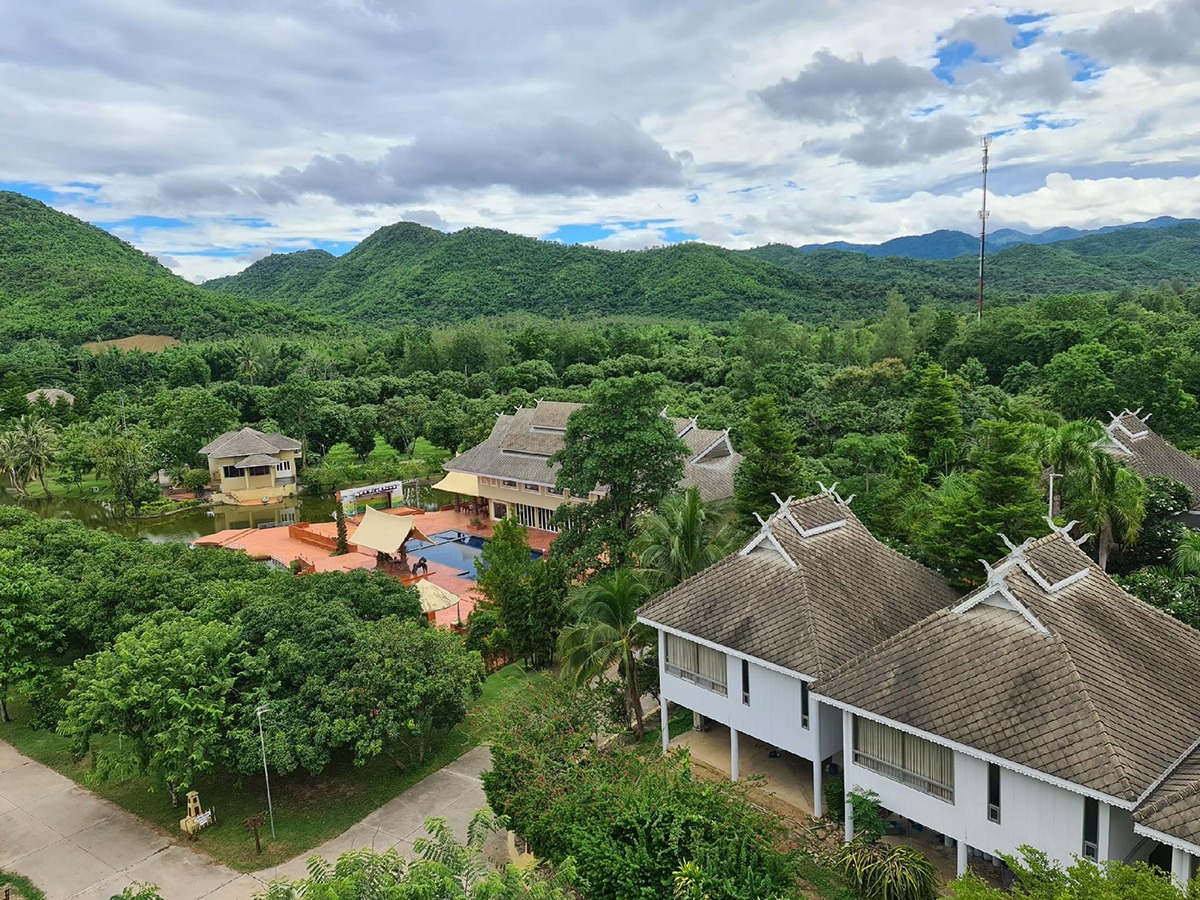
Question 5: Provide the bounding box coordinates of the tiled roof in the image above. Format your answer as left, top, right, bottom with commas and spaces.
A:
1102, 410, 1200, 504
816, 531, 1200, 803
445, 400, 742, 500
638, 493, 958, 678
233, 453, 281, 469
1133, 742, 1200, 848
200, 427, 301, 458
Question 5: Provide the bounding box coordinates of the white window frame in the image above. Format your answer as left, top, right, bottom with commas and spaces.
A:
853, 716, 955, 803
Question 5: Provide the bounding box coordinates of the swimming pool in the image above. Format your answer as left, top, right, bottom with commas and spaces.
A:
404, 530, 542, 580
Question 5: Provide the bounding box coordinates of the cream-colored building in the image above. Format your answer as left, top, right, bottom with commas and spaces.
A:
440, 400, 740, 533
199, 427, 301, 503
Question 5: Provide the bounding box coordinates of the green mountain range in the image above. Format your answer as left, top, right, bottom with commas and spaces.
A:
0, 192, 332, 348
3, 189, 1200, 349
205, 218, 1200, 326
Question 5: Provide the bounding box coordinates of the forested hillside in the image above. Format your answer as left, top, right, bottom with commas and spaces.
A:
0, 193, 333, 348
204, 217, 1200, 326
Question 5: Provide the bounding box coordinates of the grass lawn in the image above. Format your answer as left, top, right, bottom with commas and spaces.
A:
0, 664, 550, 872
22, 472, 111, 500
0, 868, 48, 900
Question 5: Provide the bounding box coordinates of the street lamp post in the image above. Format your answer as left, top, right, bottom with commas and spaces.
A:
256, 704, 276, 839
1047, 472, 1062, 521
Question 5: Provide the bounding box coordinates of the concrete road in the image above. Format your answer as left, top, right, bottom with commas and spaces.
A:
0, 740, 492, 900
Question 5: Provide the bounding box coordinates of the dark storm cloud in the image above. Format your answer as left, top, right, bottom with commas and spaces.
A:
756, 51, 938, 123
841, 114, 977, 167
260, 118, 685, 204
1081, 0, 1200, 67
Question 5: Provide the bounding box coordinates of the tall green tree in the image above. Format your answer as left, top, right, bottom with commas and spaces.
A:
0, 556, 61, 722
61, 616, 251, 807
476, 517, 566, 668
332, 617, 483, 764
633, 488, 741, 590
906, 365, 963, 469
11, 414, 58, 496
90, 420, 159, 514
558, 568, 653, 736
733, 394, 803, 528
872, 290, 915, 361
552, 375, 688, 569
915, 421, 1047, 584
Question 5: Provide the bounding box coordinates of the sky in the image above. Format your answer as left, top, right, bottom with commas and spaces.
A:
3, 0, 1199, 282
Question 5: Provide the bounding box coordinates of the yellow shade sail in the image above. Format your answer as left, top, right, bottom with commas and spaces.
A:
431, 471, 480, 495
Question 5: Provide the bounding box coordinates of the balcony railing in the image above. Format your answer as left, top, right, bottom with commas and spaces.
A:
665, 662, 727, 697
853, 751, 954, 803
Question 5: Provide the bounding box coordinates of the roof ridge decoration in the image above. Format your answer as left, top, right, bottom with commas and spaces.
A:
954, 534, 1051, 634
817, 480, 856, 507
775, 490, 848, 536
1108, 408, 1151, 440
738, 507, 798, 568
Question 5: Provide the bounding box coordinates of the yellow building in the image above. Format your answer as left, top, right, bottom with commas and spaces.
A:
440, 400, 741, 533
199, 427, 301, 503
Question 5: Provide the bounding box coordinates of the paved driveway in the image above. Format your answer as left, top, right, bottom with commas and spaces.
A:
0, 740, 492, 900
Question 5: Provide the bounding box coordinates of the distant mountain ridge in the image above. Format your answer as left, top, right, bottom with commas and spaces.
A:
204, 216, 1200, 326
795, 217, 1199, 260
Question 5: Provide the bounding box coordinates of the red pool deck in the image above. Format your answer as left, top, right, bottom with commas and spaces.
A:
193, 506, 555, 627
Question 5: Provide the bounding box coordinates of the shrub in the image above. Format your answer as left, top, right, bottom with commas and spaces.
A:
837, 842, 937, 900
847, 787, 888, 844
823, 770, 846, 823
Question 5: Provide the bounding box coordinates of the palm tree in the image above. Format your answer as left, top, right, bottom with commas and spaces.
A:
12, 415, 58, 497
0, 431, 29, 495
558, 568, 654, 736
1032, 419, 1104, 517
1062, 453, 1147, 571
1173, 530, 1200, 576
236, 345, 261, 385
632, 488, 741, 590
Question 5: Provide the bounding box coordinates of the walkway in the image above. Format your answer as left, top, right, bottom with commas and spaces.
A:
0, 740, 492, 899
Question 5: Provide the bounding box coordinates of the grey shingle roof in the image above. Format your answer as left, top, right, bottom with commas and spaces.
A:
1133, 742, 1200, 848
1102, 410, 1200, 504
200, 427, 301, 458
638, 494, 958, 678
445, 400, 742, 499
234, 453, 282, 469
815, 532, 1200, 803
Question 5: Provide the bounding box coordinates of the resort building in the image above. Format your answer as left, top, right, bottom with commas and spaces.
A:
637, 491, 956, 818
640, 491, 1200, 885
440, 399, 741, 532
1101, 409, 1200, 512
818, 527, 1200, 885
199, 427, 301, 503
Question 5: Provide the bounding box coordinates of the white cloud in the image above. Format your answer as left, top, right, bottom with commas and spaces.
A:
2, 0, 1198, 281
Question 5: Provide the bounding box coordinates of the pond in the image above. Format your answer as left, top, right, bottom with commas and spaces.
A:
0, 483, 449, 543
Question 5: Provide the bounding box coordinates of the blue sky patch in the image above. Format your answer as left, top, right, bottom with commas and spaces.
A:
1062, 49, 1105, 82
1021, 112, 1077, 131
1, 180, 110, 207
97, 215, 190, 231
228, 216, 274, 229
933, 40, 977, 84
544, 219, 694, 245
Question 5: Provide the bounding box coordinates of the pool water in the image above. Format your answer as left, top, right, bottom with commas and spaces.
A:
404, 530, 542, 580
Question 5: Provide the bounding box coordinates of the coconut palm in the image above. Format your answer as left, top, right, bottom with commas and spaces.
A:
11, 415, 59, 497
632, 487, 741, 590
0, 431, 29, 495
236, 345, 261, 385
1031, 419, 1105, 517
1062, 452, 1147, 571
558, 568, 654, 736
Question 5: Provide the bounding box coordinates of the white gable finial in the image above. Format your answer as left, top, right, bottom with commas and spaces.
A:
1000, 533, 1018, 552
659, 405, 669, 418
752, 511, 769, 528
1143, 411, 1152, 422
1045, 517, 1080, 537
1073, 531, 1093, 547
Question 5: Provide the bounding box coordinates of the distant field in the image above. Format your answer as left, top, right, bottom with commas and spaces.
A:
81, 334, 183, 353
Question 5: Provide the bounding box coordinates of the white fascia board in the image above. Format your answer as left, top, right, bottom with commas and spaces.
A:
1133, 823, 1200, 858
691, 431, 733, 463
459, 467, 559, 490
637, 618, 811, 683
813, 693, 1135, 809
953, 582, 1050, 635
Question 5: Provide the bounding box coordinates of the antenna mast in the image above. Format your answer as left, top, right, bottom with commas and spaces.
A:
977, 135, 991, 323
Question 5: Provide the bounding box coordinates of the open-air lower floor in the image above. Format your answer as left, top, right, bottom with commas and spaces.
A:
662, 706, 817, 818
